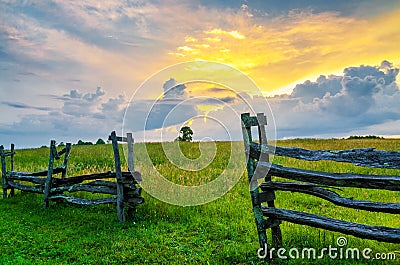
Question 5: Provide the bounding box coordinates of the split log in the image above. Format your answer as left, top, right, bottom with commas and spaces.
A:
50, 184, 117, 195
261, 182, 400, 214
53, 171, 138, 185
1, 151, 16, 157
249, 142, 400, 169
7, 175, 46, 184
48, 195, 117, 205
242, 113, 400, 247
261, 207, 400, 243
108, 135, 127, 142
86, 180, 117, 188
256, 162, 400, 191
7, 181, 43, 193
8, 166, 65, 177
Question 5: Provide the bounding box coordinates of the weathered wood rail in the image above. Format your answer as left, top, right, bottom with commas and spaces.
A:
0, 131, 143, 222
241, 112, 400, 252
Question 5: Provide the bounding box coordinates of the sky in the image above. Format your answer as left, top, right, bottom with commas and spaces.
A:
1, 0, 400, 147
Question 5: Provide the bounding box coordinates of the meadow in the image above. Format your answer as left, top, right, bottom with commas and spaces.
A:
0, 139, 399, 264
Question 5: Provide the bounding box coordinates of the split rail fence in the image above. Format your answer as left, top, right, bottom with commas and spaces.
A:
241, 112, 400, 252
0, 131, 143, 222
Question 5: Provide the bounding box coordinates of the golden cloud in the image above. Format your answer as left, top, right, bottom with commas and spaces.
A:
205, 28, 246, 40
170, 9, 400, 95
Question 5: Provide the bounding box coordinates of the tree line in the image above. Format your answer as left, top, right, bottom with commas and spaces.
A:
57, 138, 106, 147
56, 125, 195, 148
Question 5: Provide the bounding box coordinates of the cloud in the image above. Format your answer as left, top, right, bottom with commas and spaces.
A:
205, 28, 246, 40
216, 96, 236, 103
171, 7, 400, 94
1, 0, 400, 146
1, 101, 55, 111
99, 95, 127, 122
0, 0, 187, 105
17, 71, 37, 76
66, 89, 82, 99
124, 78, 199, 132
290, 75, 342, 103
315, 75, 379, 117
1, 61, 399, 148
82, 87, 105, 101
169, 61, 400, 141
198, 0, 400, 18
268, 61, 400, 138
2, 0, 399, 102
60, 87, 124, 119
162, 78, 187, 99
0, 86, 128, 147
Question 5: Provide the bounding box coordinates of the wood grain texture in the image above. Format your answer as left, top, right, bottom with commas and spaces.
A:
43, 140, 56, 208
261, 181, 400, 213
257, 162, 400, 191
262, 207, 400, 243
241, 112, 400, 248
250, 141, 400, 169
110, 131, 126, 222
1, 132, 144, 222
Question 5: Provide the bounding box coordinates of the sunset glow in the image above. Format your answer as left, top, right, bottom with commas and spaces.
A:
170, 9, 400, 94
1, 1, 399, 146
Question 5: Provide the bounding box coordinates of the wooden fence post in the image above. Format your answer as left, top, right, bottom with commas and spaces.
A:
62, 143, 71, 180
1, 136, 143, 220
127, 132, 136, 216
257, 113, 282, 248
127, 133, 134, 173
0, 145, 7, 198
110, 131, 126, 222
241, 113, 268, 252
9, 144, 15, 196
43, 140, 56, 208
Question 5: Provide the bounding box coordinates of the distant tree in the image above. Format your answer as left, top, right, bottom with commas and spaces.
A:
95, 138, 106, 145
58, 142, 65, 147
76, 140, 93, 145
176, 126, 193, 142
347, 135, 383, 140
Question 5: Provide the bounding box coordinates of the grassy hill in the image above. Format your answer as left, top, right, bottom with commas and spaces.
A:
0, 139, 399, 264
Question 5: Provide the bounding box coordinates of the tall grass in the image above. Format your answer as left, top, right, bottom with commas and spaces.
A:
0, 139, 399, 264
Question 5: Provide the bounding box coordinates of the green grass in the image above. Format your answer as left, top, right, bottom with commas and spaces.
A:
0, 139, 399, 264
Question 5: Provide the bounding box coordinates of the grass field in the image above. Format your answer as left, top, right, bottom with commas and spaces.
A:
0, 139, 399, 264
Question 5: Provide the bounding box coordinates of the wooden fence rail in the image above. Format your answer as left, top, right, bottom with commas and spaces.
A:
241, 112, 400, 252
0, 131, 143, 222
